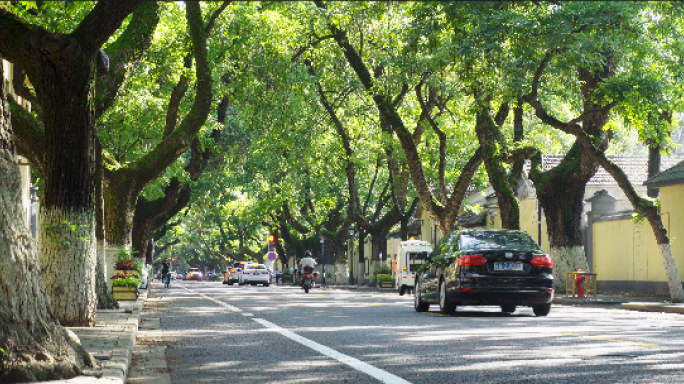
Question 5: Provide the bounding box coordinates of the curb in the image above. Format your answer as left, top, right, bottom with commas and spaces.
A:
620, 302, 684, 314
97, 289, 147, 384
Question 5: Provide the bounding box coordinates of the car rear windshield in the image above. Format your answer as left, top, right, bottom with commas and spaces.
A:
245, 265, 266, 270
460, 232, 540, 251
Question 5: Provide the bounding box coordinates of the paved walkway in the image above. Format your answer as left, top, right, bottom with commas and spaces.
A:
35, 290, 148, 384
30, 283, 684, 383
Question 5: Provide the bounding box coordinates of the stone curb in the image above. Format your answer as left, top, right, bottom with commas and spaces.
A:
620, 302, 684, 314
96, 289, 147, 384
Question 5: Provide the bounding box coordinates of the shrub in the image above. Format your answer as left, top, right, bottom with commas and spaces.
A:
112, 276, 140, 288
373, 263, 392, 276
376, 274, 392, 282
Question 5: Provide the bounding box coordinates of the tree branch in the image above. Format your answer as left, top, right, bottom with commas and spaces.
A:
95, 1, 161, 120
127, 2, 213, 196
72, 1, 142, 51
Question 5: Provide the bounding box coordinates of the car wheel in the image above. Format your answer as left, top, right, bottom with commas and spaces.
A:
399, 285, 405, 296
251, 283, 256, 286
264, 283, 270, 287
439, 279, 456, 314
501, 305, 516, 314
414, 279, 429, 312
533, 303, 551, 317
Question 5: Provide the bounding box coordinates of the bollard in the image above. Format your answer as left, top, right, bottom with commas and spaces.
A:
575, 270, 585, 297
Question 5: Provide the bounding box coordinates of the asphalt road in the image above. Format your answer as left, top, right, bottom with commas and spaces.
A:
137, 280, 684, 384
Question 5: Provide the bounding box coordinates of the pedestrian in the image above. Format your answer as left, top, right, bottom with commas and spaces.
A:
161, 259, 170, 288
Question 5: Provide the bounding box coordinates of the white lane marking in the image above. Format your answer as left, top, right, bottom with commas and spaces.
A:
181, 287, 242, 312
252, 317, 414, 384
242, 312, 254, 317
182, 287, 412, 384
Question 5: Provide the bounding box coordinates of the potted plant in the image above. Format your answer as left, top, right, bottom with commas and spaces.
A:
114, 248, 141, 277
111, 273, 140, 300
376, 274, 393, 288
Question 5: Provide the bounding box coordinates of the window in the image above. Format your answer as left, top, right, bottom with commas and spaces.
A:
459, 231, 540, 251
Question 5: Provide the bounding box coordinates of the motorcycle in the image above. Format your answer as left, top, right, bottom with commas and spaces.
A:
298, 265, 318, 293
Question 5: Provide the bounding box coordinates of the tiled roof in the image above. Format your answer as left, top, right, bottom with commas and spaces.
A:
644, 159, 684, 187
525, 155, 684, 186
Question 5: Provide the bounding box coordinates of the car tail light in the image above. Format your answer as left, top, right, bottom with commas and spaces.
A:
458, 255, 488, 266
458, 287, 472, 292
531, 256, 553, 268
306, 274, 311, 278
545, 288, 554, 293
402, 266, 406, 271
230, 269, 235, 273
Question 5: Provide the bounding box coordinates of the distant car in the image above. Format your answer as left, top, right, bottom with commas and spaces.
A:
239, 263, 270, 286
207, 271, 220, 281
172, 271, 183, 280
186, 268, 203, 281
223, 267, 241, 285
414, 229, 554, 316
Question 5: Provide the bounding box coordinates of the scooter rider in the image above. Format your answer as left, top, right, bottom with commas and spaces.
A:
296, 250, 320, 287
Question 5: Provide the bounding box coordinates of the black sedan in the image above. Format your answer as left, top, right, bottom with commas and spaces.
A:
414, 229, 554, 316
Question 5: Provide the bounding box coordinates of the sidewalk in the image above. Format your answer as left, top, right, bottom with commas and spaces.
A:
35, 289, 148, 384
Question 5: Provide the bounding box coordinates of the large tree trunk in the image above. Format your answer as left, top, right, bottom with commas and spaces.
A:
0, 2, 142, 327
38, 63, 99, 326
536, 174, 590, 288
0, 57, 94, 383
37, 57, 99, 325
532, 144, 595, 289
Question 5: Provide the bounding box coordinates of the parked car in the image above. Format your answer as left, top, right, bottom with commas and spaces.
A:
414, 229, 554, 316
172, 271, 183, 280
239, 263, 270, 286
186, 268, 203, 281
223, 267, 241, 285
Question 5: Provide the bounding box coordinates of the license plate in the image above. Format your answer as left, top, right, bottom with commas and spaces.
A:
494, 262, 523, 271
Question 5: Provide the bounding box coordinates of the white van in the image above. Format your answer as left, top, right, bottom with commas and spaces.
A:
395, 240, 432, 295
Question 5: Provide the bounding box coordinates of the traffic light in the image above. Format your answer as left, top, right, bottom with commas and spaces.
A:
268, 234, 275, 252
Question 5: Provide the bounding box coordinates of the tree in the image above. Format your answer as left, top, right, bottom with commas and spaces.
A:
0, 54, 95, 383
101, 1, 223, 261
0, 1, 141, 326
312, 1, 484, 236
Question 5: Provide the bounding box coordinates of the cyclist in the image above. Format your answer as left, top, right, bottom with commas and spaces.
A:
161, 259, 171, 288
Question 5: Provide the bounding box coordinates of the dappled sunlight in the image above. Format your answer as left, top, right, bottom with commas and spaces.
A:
146, 285, 684, 383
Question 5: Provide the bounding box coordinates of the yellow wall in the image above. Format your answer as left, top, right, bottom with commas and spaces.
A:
661, 185, 684, 271
519, 198, 550, 253
592, 214, 684, 282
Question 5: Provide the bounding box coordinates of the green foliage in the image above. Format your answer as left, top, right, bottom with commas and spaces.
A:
112, 276, 141, 288
376, 274, 392, 282
116, 248, 134, 262
373, 263, 392, 276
